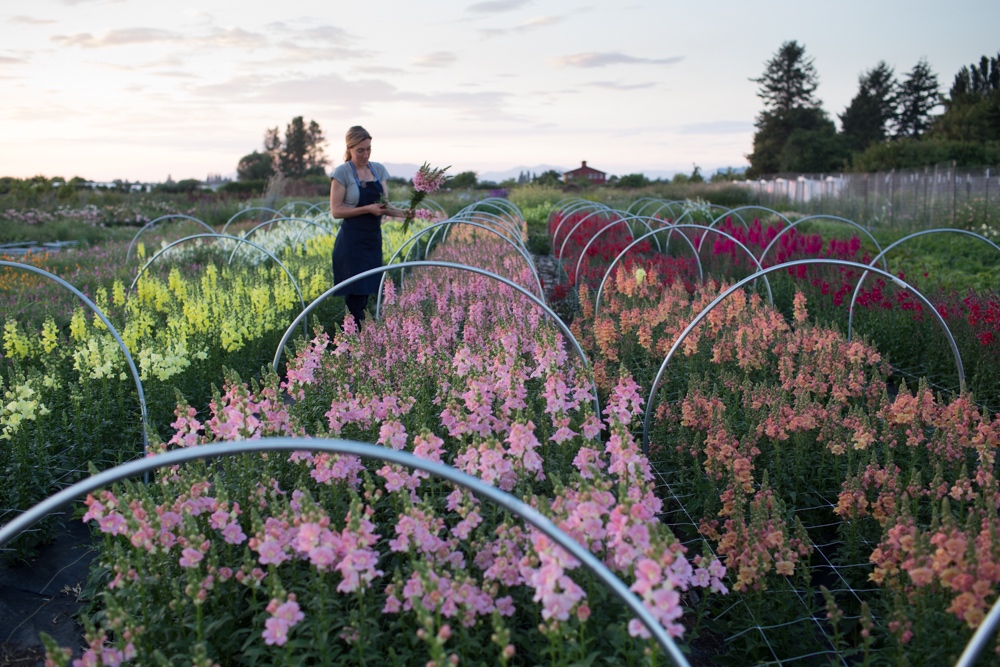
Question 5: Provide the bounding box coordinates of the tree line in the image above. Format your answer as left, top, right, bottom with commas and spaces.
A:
747, 42, 1000, 176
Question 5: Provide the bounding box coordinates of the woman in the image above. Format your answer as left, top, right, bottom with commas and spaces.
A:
330, 126, 404, 328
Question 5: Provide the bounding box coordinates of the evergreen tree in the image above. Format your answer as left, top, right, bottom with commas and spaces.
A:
747, 41, 839, 176
236, 118, 329, 180
895, 58, 940, 139
931, 52, 1000, 142
839, 61, 897, 152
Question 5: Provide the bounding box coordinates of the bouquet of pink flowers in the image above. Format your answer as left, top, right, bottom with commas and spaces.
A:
402, 162, 449, 233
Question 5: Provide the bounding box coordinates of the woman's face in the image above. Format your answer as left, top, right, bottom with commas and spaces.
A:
350, 138, 372, 166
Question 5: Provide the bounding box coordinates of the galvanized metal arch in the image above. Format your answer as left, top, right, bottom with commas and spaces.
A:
706, 205, 794, 232
462, 196, 520, 218
420, 198, 447, 215
220, 207, 281, 235
275, 260, 598, 417
646, 201, 688, 221
703, 207, 751, 234
400, 218, 538, 293
0, 261, 149, 455
448, 210, 526, 248
551, 203, 612, 251
679, 224, 774, 306
226, 217, 335, 264
641, 259, 966, 454
665, 205, 748, 235
125, 214, 216, 262
550, 201, 609, 244
592, 224, 774, 318
0, 437, 689, 666
383, 220, 542, 300
569, 215, 660, 287
453, 200, 518, 230
303, 201, 330, 217
957, 597, 1000, 666
291, 217, 339, 249
276, 201, 316, 216
546, 197, 589, 227
547, 199, 605, 244
627, 198, 669, 217
551, 200, 607, 227
759, 215, 886, 269
129, 234, 307, 338
555, 208, 622, 262
847, 228, 1000, 344
592, 225, 704, 317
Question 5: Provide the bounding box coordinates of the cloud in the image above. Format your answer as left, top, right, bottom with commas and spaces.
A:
0, 56, 27, 64
192, 72, 519, 122
480, 14, 564, 37
10, 15, 56, 24
468, 0, 531, 12
59, 0, 125, 5
413, 51, 457, 68
198, 27, 268, 49
52, 28, 181, 48
275, 43, 356, 63
585, 81, 656, 90
677, 120, 754, 134
353, 65, 409, 75
553, 52, 683, 68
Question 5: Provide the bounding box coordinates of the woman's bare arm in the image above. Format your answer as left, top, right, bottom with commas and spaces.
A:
329, 179, 385, 219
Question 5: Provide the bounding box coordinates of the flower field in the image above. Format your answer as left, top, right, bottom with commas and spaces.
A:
2, 197, 1000, 665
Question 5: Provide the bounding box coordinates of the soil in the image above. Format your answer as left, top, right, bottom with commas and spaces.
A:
0, 518, 94, 666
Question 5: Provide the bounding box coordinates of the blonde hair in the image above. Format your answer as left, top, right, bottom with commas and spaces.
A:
344, 125, 372, 162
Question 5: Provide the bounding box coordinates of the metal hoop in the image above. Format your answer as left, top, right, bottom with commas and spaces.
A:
592, 229, 708, 319
273, 260, 598, 418
0, 437, 690, 666
641, 259, 966, 454
555, 207, 617, 261
220, 207, 281, 235
125, 214, 215, 262
569, 215, 660, 287
129, 233, 307, 338
0, 261, 149, 455
847, 228, 1000, 343
550, 202, 610, 253
379, 221, 543, 304
226, 217, 335, 264
759, 214, 886, 269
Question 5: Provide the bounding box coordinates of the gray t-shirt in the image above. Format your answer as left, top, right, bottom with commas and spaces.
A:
331, 161, 390, 207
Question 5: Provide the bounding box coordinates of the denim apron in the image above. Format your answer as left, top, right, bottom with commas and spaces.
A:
332, 162, 383, 296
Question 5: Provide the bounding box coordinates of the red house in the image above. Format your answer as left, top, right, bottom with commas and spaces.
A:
562, 161, 606, 185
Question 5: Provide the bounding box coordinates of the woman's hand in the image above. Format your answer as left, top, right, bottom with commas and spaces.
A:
364, 203, 387, 216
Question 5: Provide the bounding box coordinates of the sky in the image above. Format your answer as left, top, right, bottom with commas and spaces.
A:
1, 0, 998, 183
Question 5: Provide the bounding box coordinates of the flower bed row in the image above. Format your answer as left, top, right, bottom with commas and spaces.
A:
46, 230, 729, 666
566, 212, 1000, 663
0, 216, 431, 557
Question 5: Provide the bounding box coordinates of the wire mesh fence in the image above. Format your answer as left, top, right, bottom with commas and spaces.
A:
742, 164, 1000, 232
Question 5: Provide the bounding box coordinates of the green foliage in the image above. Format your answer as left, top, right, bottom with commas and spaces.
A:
895, 58, 941, 139
615, 173, 650, 188
750, 40, 821, 115
839, 61, 898, 152
447, 171, 478, 189
221, 179, 266, 196
780, 122, 848, 173
153, 179, 204, 194
931, 52, 1000, 142
237, 150, 275, 181
749, 107, 838, 176
533, 170, 563, 187
849, 138, 1000, 172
